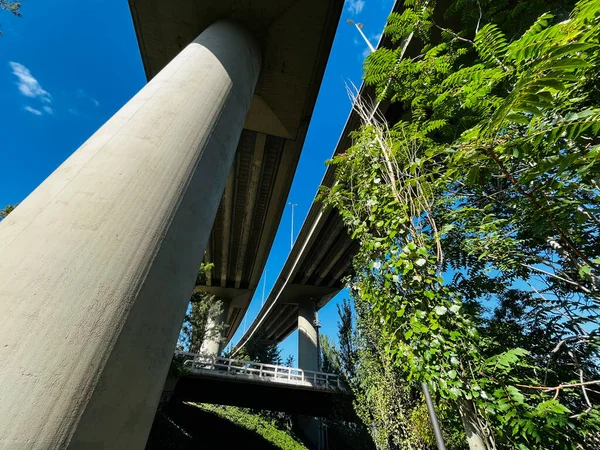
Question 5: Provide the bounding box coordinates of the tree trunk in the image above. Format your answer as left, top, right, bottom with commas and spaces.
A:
457, 398, 496, 450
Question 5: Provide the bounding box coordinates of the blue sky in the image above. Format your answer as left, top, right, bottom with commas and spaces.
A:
0, 0, 393, 364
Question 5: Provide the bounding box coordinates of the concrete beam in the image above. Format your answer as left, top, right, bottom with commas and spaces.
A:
315, 236, 354, 286
300, 218, 345, 284
280, 284, 340, 304
247, 139, 302, 288
267, 305, 299, 342
234, 132, 266, 288
193, 285, 252, 311
326, 244, 356, 288
244, 96, 293, 139
0, 21, 260, 449
220, 168, 235, 287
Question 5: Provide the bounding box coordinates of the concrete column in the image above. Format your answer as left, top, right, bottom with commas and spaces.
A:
0, 20, 260, 450
297, 299, 322, 449
200, 298, 231, 356
298, 299, 319, 372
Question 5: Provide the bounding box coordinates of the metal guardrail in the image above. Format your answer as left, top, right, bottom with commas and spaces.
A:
174, 351, 345, 391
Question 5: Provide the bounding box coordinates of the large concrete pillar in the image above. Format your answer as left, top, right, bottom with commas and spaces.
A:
0, 20, 260, 450
297, 299, 322, 449
298, 299, 319, 372
200, 298, 231, 356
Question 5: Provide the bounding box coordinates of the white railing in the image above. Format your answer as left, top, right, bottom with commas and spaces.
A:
174, 351, 345, 391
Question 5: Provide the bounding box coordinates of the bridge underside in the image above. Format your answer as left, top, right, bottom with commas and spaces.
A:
173, 374, 354, 420
129, 0, 344, 345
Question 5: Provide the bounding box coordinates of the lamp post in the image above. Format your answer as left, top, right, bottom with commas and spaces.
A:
261, 269, 269, 306
288, 202, 298, 251
347, 19, 376, 53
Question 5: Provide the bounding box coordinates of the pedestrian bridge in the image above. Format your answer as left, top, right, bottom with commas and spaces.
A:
176, 351, 345, 391
170, 352, 353, 419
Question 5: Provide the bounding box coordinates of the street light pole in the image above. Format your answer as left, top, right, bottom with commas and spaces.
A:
288, 202, 298, 251
347, 20, 376, 53
261, 269, 269, 306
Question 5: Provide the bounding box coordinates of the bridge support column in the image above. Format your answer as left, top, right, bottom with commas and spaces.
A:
297, 299, 322, 449
200, 298, 231, 356
0, 20, 260, 450
298, 298, 319, 372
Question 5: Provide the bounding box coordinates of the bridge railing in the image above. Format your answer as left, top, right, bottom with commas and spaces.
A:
174, 351, 345, 391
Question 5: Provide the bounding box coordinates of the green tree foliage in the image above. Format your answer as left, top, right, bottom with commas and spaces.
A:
320, 334, 341, 374
178, 263, 225, 354
0, 204, 16, 221
179, 292, 224, 353
230, 331, 285, 365
0, 0, 21, 35
335, 299, 464, 449
0, 0, 20, 14
317, 320, 378, 450
323, 0, 600, 448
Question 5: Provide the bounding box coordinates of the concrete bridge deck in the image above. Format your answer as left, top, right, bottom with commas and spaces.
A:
170, 352, 353, 419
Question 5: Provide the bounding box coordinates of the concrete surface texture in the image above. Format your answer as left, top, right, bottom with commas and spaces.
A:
0, 20, 260, 449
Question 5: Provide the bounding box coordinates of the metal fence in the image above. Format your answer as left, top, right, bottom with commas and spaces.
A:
174, 351, 345, 391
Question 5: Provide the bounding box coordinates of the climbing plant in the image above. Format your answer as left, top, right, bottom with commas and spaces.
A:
323, 0, 600, 448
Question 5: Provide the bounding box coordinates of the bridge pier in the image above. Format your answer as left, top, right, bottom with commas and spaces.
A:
200, 298, 231, 356
298, 298, 319, 371
297, 299, 323, 449
0, 21, 260, 449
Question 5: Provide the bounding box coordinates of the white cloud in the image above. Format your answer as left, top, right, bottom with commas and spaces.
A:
43, 106, 54, 115
68, 108, 80, 116
9, 62, 52, 103
362, 47, 371, 59
77, 89, 100, 107
347, 0, 365, 15
23, 105, 42, 116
